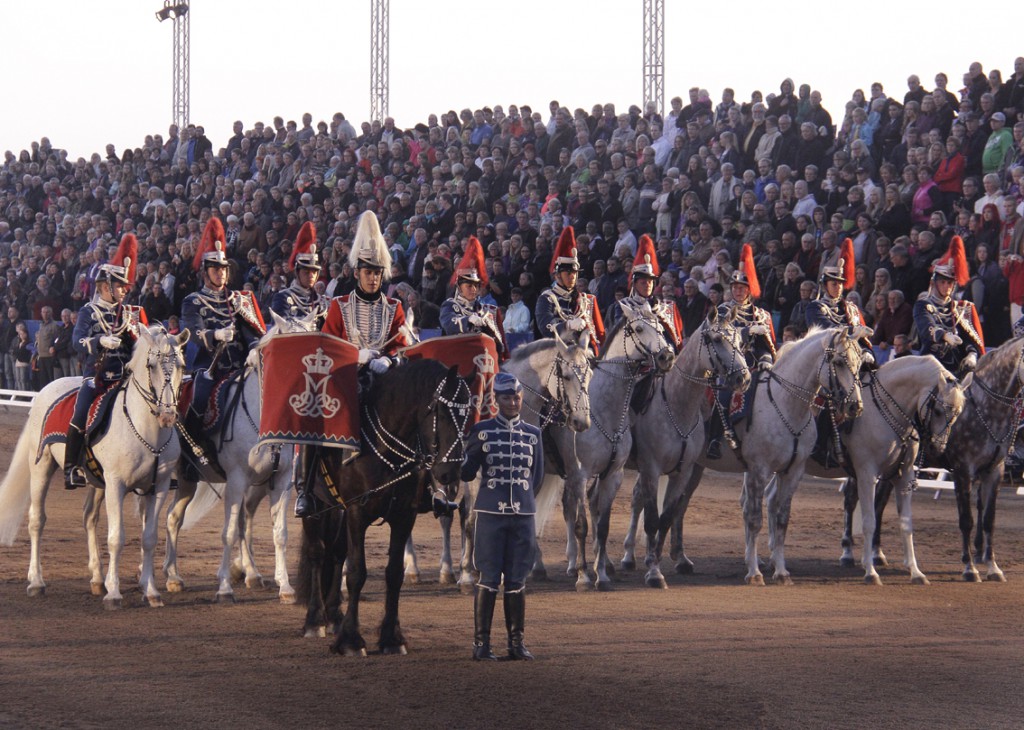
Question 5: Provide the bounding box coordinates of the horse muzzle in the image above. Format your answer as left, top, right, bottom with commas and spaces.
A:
567, 413, 592, 432
843, 399, 864, 420
158, 410, 178, 429
654, 348, 676, 373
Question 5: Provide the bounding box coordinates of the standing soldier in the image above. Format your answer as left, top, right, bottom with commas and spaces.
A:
292, 212, 410, 518
461, 372, 543, 661
805, 237, 875, 366
624, 234, 684, 352
270, 221, 329, 325
707, 244, 775, 459
914, 236, 983, 375
64, 234, 148, 489
180, 218, 267, 480
535, 227, 605, 356
440, 236, 509, 360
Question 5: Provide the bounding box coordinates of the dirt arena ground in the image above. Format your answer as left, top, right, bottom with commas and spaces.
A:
2, 407, 1024, 730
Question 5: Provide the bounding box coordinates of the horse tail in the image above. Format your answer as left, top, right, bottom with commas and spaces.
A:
534, 473, 564, 539
181, 481, 220, 530
295, 519, 315, 607
0, 424, 35, 546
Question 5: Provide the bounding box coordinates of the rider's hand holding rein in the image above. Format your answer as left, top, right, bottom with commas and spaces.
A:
100, 335, 122, 350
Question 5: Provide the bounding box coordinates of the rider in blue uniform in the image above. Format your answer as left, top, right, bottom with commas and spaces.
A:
270, 221, 328, 326
64, 234, 148, 489
535, 227, 605, 356
913, 235, 983, 376
805, 237, 875, 366
440, 235, 509, 360
180, 218, 266, 479
461, 372, 543, 661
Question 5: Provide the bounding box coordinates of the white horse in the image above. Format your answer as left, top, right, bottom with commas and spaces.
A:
648, 327, 866, 585
623, 310, 751, 590
535, 299, 676, 590
163, 310, 316, 603
425, 329, 595, 592
0, 326, 190, 608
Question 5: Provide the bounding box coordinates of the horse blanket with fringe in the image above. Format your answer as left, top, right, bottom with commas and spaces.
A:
401, 332, 498, 427
37, 383, 120, 462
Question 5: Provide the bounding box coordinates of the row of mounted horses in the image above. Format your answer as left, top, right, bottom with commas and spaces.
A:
0, 299, 1019, 655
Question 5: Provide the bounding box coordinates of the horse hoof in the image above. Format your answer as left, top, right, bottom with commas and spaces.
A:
575, 580, 594, 593
439, 571, 456, 586
279, 591, 297, 605
166, 579, 184, 593
245, 576, 266, 590
620, 559, 636, 571
103, 598, 122, 611
911, 575, 930, 586
675, 561, 694, 575
216, 592, 236, 604
645, 576, 668, 589
531, 568, 548, 581
776, 575, 795, 586
596, 580, 615, 592
404, 573, 419, 585
90, 582, 105, 596
863, 574, 882, 586
303, 627, 327, 639
343, 646, 368, 657
147, 595, 164, 608
26, 585, 45, 597
459, 582, 475, 596
229, 564, 245, 583
986, 572, 1007, 583
962, 570, 981, 583
382, 645, 408, 656
604, 562, 616, 577
746, 574, 765, 586
873, 554, 889, 567
839, 557, 855, 568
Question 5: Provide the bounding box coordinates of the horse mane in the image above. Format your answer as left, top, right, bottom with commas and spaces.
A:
974, 335, 1024, 377
599, 316, 628, 358
774, 325, 828, 359
509, 337, 559, 362
370, 358, 450, 416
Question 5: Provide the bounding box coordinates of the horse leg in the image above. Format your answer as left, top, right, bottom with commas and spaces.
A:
333, 515, 369, 656
438, 510, 455, 585
590, 471, 622, 591
976, 467, 1006, 582
855, 472, 882, 586
741, 471, 768, 585
765, 472, 798, 585
892, 476, 927, 585
25, 457, 56, 597
839, 477, 858, 568
668, 466, 703, 574
621, 477, 643, 570
380, 511, 416, 655
637, 470, 667, 589
139, 488, 165, 607
102, 483, 126, 608
263, 477, 296, 603
565, 474, 592, 591
83, 487, 105, 595
460, 504, 479, 593
402, 533, 421, 585
215, 477, 245, 602
872, 479, 894, 567
163, 477, 196, 592
953, 473, 980, 582
299, 515, 328, 638
235, 484, 263, 588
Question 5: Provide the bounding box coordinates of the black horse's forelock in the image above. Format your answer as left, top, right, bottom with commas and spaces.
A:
370, 358, 452, 416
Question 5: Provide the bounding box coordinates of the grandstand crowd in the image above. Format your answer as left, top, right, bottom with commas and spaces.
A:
3, 57, 1024, 392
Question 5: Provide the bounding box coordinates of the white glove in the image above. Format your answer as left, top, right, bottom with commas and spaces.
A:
369, 356, 391, 374
214, 326, 235, 342
942, 332, 963, 347
99, 335, 122, 350
749, 324, 768, 336
468, 313, 485, 327
757, 356, 773, 371
567, 317, 586, 332
861, 350, 876, 366
962, 353, 978, 371
358, 348, 378, 365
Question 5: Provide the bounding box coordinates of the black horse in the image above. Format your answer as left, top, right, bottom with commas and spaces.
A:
297, 359, 471, 655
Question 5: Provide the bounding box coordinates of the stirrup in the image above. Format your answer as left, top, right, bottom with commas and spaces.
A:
65, 466, 87, 491
294, 492, 317, 519
706, 439, 722, 460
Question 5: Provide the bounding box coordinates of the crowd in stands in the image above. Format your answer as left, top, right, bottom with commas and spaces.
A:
4, 56, 1024, 392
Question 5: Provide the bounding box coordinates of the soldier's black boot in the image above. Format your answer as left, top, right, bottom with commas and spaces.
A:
706, 411, 724, 460
472, 586, 498, 661
293, 445, 318, 519
63, 426, 87, 490
504, 590, 534, 660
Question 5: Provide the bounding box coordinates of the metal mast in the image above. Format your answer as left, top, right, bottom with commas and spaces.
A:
156, 2, 190, 130
642, 0, 665, 117
370, 0, 390, 123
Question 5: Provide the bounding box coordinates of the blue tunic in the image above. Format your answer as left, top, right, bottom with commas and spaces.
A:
181, 287, 264, 377
72, 299, 146, 381
270, 283, 328, 327
462, 414, 543, 515
913, 294, 983, 372
440, 294, 507, 357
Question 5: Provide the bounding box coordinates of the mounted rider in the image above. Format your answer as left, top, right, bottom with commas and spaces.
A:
64, 234, 149, 489
624, 234, 684, 352
180, 218, 267, 479
913, 235, 984, 376
270, 221, 329, 326
293, 211, 411, 519
805, 237, 875, 368
440, 235, 509, 360
535, 227, 605, 356
707, 243, 775, 459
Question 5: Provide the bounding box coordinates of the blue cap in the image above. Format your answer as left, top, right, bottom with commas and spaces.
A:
493, 372, 522, 396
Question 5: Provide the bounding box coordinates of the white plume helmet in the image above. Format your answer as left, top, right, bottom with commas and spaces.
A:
349, 211, 393, 280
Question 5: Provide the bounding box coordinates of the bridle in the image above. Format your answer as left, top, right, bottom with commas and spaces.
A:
123, 333, 185, 456
520, 347, 592, 428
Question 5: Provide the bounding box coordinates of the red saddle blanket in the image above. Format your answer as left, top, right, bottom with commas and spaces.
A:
401, 332, 499, 428
37, 383, 120, 463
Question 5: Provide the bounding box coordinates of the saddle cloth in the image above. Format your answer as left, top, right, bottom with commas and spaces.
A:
179, 373, 240, 435
37, 384, 120, 463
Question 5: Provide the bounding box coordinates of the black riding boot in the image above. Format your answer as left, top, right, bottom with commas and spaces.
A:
504, 591, 534, 660
181, 409, 215, 483
472, 586, 498, 661
293, 445, 318, 519
63, 426, 87, 490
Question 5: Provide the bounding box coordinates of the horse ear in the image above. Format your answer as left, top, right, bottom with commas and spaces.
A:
138, 325, 155, 345
446, 364, 460, 382
270, 309, 287, 330
960, 372, 973, 390
707, 306, 718, 324
176, 328, 191, 347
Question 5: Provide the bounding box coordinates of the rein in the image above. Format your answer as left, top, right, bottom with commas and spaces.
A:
520, 350, 590, 429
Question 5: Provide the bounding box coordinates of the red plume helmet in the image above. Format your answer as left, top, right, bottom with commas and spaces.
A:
550, 226, 580, 274
110, 233, 138, 286
932, 235, 970, 287
840, 238, 856, 291
632, 235, 660, 279
193, 217, 228, 272
289, 221, 320, 272
730, 243, 761, 300
451, 236, 488, 289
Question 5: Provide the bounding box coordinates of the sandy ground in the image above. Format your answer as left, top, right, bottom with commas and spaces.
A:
2, 407, 1024, 730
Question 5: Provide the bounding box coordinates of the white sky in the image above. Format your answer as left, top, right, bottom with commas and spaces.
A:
0, 1, 1020, 159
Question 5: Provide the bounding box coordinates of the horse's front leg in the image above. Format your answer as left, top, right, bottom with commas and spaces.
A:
261, 475, 296, 603
741, 471, 768, 585
590, 470, 623, 591
333, 516, 369, 656
854, 472, 882, 585
954, 475, 980, 581
621, 476, 643, 571
872, 479, 894, 567
139, 486, 167, 607
164, 475, 196, 592
403, 534, 420, 584
839, 477, 858, 568
26, 457, 56, 597
666, 466, 704, 575
380, 511, 416, 655
976, 467, 1006, 582
637, 469, 668, 588
892, 475, 927, 585
215, 476, 245, 602
83, 486, 105, 595
563, 473, 592, 591
102, 483, 127, 608
765, 471, 801, 585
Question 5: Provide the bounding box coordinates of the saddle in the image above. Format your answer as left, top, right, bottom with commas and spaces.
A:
37, 384, 122, 465
180, 371, 244, 436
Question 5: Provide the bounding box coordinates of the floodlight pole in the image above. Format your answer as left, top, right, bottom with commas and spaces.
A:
642, 0, 665, 118
156, 2, 190, 130
370, 0, 390, 123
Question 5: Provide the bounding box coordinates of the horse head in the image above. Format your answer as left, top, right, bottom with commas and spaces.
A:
921, 365, 967, 454
249, 310, 319, 368
822, 328, 864, 420
554, 331, 593, 432
134, 325, 190, 429
423, 364, 473, 490
698, 310, 751, 393
606, 299, 675, 373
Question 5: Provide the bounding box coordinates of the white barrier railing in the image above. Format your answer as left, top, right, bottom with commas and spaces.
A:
0, 388, 36, 409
